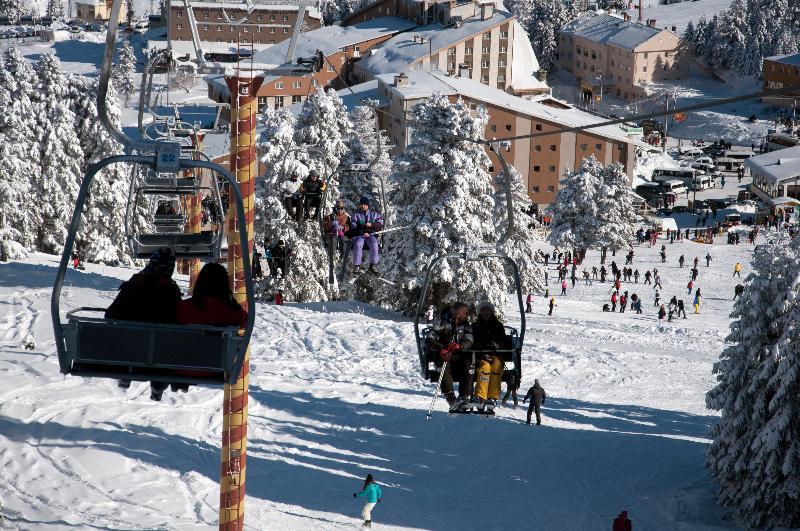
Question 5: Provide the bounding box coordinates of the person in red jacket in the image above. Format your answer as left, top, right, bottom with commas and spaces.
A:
275, 290, 283, 305
177, 263, 248, 328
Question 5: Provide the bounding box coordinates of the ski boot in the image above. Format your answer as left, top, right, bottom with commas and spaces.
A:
450, 396, 472, 413
484, 399, 496, 414
353, 265, 363, 275
363, 520, 371, 528
118, 379, 131, 389
473, 398, 486, 412
445, 392, 457, 407
368, 264, 379, 275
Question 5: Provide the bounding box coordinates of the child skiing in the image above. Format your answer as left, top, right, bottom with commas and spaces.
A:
525, 293, 533, 313
353, 474, 382, 527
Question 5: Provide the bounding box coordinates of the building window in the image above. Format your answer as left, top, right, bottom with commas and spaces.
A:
532, 186, 540, 193
270, 27, 275, 33
176, 9, 183, 17
611, 60, 615, 66
643, 66, 647, 72
534, 145, 541, 151
491, 124, 497, 132
293, 80, 301, 88
483, 32, 491, 40
580, 143, 587, 151
243, 26, 249, 32
176, 23, 182, 29
447, 48, 455, 56
217, 13, 222, 19
547, 186, 555, 192
482, 75, 489, 84
576, 45, 581, 54
482, 46, 490, 53
489, 165, 494, 172
283, 15, 289, 21
203, 11, 209, 18
505, 124, 511, 132
292, 95, 302, 103
275, 96, 284, 108
257, 96, 267, 108
497, 75, 505, 84
595, 143, 602, 150
469, 103, 477, 110
499, 45, 506, 53
270, 14, 275, 20
500, 31, 508, 38
481, 60, 490, 68
203, 24, 208, 30
498, 59, 506, 67
268, 39, 274, 44
548, 165, 556, 172
283, 27, 289, 33
549, 145, 556, 151
591, 52, 596, 59
535, 124, 542, 131
465, 47, 473, 54
533, 165, 541, 172
590, 66, 595, 72
644, 53, 648, 59
275, 82, 284, 89
312, 79, 318, 86
257, 14, 262, 21
327, 64, 335, 71
448, 62, 455, 71
617, 144, 624, 151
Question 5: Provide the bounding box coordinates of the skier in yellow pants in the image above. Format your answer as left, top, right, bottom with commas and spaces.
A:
471, 301, 509, 413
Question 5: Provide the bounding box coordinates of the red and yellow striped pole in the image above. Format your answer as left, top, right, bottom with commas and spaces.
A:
186, 132, 205, 292
220, 74, 262, 531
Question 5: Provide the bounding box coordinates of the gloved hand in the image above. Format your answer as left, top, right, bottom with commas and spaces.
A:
446, 341, 461, 352
353, 493, 357, 498
439, 348, 452, 362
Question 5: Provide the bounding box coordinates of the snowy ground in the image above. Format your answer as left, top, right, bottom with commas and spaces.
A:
0, 218, 767, 529
622, 0, 734, 33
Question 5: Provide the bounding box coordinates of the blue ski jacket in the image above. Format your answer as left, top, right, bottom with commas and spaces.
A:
356, 482, 382, 503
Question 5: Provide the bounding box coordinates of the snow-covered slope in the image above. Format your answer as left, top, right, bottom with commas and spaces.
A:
0, 234, 757, 529
623, 0, 734, 33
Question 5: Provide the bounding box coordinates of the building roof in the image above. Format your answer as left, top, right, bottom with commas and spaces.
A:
251, 16, 416, 66
185, 1, 321, 17
561, 12, 663, 50
357, 9, 515, 75
377, 70, 645, 146
508, 19, 545, 91
765, 53, 800, 67
745, 145, 800, 184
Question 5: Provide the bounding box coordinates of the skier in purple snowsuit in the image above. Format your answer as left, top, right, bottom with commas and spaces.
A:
351, 196, 383, 274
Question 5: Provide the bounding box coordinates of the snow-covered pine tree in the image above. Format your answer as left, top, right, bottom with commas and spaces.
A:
493, 161, 545, 295
547, 156, 603, 255
507, 0, 577, 71
706, 0, 749, 71
256, 105, 336, 301
683, 21, 696, 46
294, 88, 352, 178
340, 103, 392, 218
706, 238, 800, 528
114, 39, 137, 104
381, 94, 506, 313
0, 48, 40, 250
595, 161, 636, 263
0, 0, 22, 23
46, 0, 64, 19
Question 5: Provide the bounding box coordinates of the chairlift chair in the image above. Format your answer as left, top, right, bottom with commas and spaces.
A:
51, 155, 256, 386
413, 251, 526, 387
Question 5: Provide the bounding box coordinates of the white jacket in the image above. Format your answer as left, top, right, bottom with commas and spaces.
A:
280, 179, 302, 197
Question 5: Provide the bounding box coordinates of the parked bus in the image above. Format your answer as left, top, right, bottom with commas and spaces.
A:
652, 167, 698, 184
716, 149, 756, 171
661, 179, 688, 195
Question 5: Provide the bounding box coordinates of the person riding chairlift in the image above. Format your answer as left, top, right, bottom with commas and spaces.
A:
280, 173, 303, 222
324, 198, 351, 257
470, 301, 509, 413
350, 196, 383, 275
300, 170, 326, 220
425, 302, 474, 410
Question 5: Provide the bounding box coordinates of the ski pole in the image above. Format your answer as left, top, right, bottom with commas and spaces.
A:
426, 362, 447, 420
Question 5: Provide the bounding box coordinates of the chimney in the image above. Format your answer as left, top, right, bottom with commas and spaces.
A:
638, 0, 643, 22
671, 25, 676, 31
622, 12, 630, 21
536, 69, 548, 83
413, 34, 419, 43
395, 73, 409, 87
480, 2, 493, 20
648, 18, 656, 28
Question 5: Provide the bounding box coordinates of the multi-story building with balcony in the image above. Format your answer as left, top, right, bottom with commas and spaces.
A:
558, 12, 691, 101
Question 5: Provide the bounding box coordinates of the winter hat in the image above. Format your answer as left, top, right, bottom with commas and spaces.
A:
147, 248, 176, 277
534, 379, 540, 385
359, 196, 370, 206
309, 169, 319, 178
477, 301, 494, 313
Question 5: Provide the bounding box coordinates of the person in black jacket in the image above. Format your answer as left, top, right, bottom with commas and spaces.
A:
270, 239, 291, 278
425, 302, 474, 409
471, 301, 509, 410
105, 248, 181, 401
501, 370, 519, 408
300, 170, 326, 220
523, 379, 547, 425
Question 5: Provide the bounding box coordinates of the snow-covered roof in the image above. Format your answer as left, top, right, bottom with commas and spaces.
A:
508, 19, 546, 92
148, 38, 274, 56
377, 70, 645, 145
765, 53, 800, 67
561, 12, 664, 50
251, 17, 416, 66
357, 9, 514, 75
186, 1, 322, 18
745, 145, 800, 184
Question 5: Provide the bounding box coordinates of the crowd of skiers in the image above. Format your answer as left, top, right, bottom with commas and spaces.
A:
424, 301, 547, 424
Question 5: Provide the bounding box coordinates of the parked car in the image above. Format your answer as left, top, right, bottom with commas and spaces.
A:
724, 213, 742, 227
671, 205, 690, 213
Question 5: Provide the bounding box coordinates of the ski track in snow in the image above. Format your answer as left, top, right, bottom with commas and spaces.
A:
0, 235, 757, 529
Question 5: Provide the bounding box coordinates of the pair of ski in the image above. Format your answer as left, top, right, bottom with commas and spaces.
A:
425, 361, 495, 419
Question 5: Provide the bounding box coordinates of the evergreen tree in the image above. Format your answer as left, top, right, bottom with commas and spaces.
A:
683, 21, 696, 45
382, 94, 506, 313
547, 156, 603, 254
0, 0, 22, 23
294, 88, 352, 177
340, 103, 392, 219
493, 162, 545, 294
46, 0, 64, 20
507, 0, 577, 71
114, 39, 137, 104
707, 0, 749, 71
595, 162, 636, 261
706, 239, 800, 528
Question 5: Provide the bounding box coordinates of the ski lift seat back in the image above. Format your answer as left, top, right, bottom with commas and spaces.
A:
52, 154, 256, 386
141, 176, 197, 195
62, 308, 245, 385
